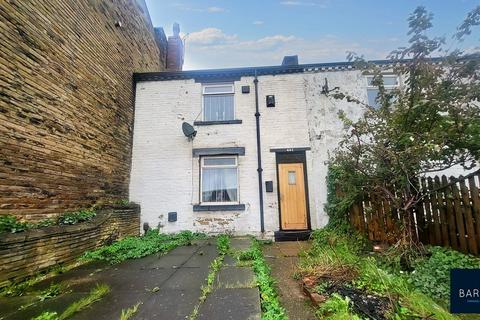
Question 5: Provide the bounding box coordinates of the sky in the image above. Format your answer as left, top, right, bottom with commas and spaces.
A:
145, 0, 479, 70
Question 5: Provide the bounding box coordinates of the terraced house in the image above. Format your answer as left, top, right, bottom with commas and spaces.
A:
130, 56, 405, 240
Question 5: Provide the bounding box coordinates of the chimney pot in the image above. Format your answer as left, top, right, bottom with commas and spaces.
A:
166, 22, 184, 71
282, 55, 299, 66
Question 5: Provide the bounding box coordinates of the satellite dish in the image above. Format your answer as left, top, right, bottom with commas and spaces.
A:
182, 122, 197, 141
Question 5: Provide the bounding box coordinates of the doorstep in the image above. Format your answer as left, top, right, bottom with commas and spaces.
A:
274, 230, 311, 242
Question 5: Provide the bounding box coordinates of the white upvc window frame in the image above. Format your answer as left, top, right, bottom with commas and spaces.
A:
202, 83, 235, 121
366, 74, 399, 109
200, 156, 239, 205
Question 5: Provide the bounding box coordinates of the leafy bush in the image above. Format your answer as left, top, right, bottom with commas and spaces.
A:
0, 209, 96, 234
316, 294, 361, 320
0, 214, 32, 233
58, 210, 96, 225
408, 246, 480, 304
82, 230, 200, 264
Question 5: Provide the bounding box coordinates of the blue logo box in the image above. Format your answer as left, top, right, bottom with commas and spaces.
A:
450, 269, 480, 314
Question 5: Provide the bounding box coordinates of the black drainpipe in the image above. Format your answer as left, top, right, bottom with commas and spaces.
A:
254, 70, 265, 233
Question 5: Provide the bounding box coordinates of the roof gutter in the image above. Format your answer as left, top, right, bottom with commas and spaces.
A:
254, 70, 265, 233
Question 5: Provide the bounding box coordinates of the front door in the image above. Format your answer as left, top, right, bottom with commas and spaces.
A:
278, 163, 308, 230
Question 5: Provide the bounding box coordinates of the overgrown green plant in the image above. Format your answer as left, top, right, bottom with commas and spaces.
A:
316, 294, 362, 320
329, 5, 480, 247
37, 283, 67, 302
31, 311, 59, 320
0, 264, 73, 297
188, 235, 230, 320
240, 240, 287, 320
302, 228, 458, 319
408, 246, 480, 304
31, 284, 110, 320
115, 199, 130, 206
324, 166, 359, 229
59, 283, 110, 319
0, 209, 97, 234
119, 302, 142, 320
57, 210, 96, 225
82, 230, 202, 264
0, 214, 32, 233
217, 234, 230, 255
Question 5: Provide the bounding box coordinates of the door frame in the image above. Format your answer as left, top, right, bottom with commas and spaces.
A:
275, 150, 312, 231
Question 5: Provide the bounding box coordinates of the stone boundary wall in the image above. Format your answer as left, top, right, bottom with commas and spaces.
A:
0, 204, 140, 287
0, 0, 165, 220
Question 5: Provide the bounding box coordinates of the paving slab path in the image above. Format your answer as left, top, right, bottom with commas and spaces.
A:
2, 240, 216, 320
263, 241, 316, 320
1, 238, 262, 320
197, 238, 261, 320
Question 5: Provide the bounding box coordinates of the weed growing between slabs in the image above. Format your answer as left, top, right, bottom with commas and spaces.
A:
119, 302, 142, 320
31, 284, 110, 320
238, 240, 287, 320
188, 235, 230, 320
82, 230, 205, 264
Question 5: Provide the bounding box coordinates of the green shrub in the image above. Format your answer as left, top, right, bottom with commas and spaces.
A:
0, 214, 32, 233
82, 230, 201, 264
58, 210, 96, 225
408, 246, 480, 304
0, 209, 96, 234
316, 294, 362, 320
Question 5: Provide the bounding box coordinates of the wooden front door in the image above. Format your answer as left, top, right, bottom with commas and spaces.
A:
278, 163, 308, 230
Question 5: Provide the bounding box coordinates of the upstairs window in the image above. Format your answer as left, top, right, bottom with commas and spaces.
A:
203, 83, 235, 121
201, 156, 239, 204
366, 75, 399, 109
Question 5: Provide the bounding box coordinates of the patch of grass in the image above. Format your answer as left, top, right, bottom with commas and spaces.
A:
240, 240, 287, 320
82, 230, 204, 264
188, 235, 230, 320
59, 283, 110, 320
31, 284, 110, 320
316, 293, 362, 320
119, 302, 142, 320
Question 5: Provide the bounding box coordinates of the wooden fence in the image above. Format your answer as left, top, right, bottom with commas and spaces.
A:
348, 170, 480, 255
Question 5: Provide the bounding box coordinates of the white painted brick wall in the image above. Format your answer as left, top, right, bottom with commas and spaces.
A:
130, 70, 369, 236
133, 69, 473, 236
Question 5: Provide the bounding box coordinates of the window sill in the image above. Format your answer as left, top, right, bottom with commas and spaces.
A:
193, 204, 246, 212
193, 120, 242, 126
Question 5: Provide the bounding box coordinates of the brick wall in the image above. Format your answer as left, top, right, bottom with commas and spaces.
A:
0, 0, 166, 220
0, 204, 140, 287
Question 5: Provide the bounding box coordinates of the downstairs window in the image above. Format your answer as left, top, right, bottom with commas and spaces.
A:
201, 156, 239, 204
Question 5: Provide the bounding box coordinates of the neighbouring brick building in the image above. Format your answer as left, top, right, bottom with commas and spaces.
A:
0, 0, 184, 221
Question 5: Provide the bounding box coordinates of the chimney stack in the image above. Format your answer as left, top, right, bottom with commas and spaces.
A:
166, 23, 184, 71
281, 55, 298, 66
